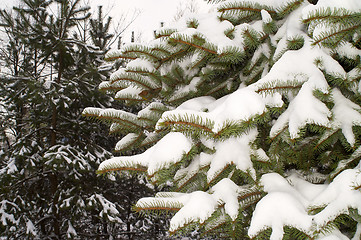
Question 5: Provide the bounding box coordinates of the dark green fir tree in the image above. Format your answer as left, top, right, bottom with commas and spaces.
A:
0, 0, 118, 238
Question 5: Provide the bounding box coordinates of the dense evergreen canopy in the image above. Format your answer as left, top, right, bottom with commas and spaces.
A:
0, 1, 168, 239
84, 0, 361, 239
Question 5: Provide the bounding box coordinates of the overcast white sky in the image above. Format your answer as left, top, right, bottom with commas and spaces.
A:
1, 0, 212, 42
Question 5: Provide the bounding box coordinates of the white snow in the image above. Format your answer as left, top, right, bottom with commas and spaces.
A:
302, 0, 361, 15
177, 96, 216, 111
158, 87, 267, 134
126, 58, 155, 72
249, 170, 361, 239
115, 133, 140, 151
140, 178, 243, 232
94, 0, 361, 239
114, 86, 143, 100
26, 220, 37, 236
0, 200, 18, 226
331, 89, 361, 146
210, 178, 240, 221
261, 9, 272, 23
312, 169, 361, 227
98, 132, 192, 176
270, 80, 331, 139
169, 191, 217, 232
207, 130, 258, 183
249, 191, 313, 240
168, 11, 244, 53
209, 88, 267, 132
67, 221, 77, 238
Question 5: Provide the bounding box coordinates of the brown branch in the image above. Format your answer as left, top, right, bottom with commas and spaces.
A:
157, 49, 187, 69
203, 222, 228, 236
97, 115, 142, 129
122, 50, 160, 61
256, 84, 302, 93
134, 206, 181, 212
313, 25, 359, 46
110, 77, 153, 90
105, 55, 136, 61
97, 167, 147, 175
114, 97, 144, 102
171, 39, 218, 55
207, 164, 233, 186
304, 13, 356, 24
162, 120, 213, 133
314, 130, 339, 150
176, 172, 199, 192
219, 7, 276, 15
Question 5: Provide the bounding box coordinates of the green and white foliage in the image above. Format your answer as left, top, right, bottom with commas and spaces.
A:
0, 0, 143, 238
85, 0, 361, 239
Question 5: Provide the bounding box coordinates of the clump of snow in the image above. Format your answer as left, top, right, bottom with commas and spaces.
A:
115, 133, 140, 151
210, 178, 240, 221
169, 191, 217, 232
330, 89, 361, 146
312, 169, 361, 228
88, 194, 122, 223
302, 0, 361, 15
126, 58, 155, 72
139, 178, 243, 232
287, 172, 327, 201
249, 169, 361, 239
249, 173, 313, 239
209, 88, 267, 132
169, 77, 204, 102
334, 42, 361, 60
177, 96, 216, 111
114, 86, 143, 100
253, 43, 338, 95
26, 220, 37, 236
261, 9, 272, 23
67, 221, 77, 238
0, 200, 18, 226
158, 88, 267, 134
249, 191, 313, 239
207, 130, 258, 183
168, 11, 244, 53
147, 132, 192, 175
270, 80, 331, 139
98, 132, 192, 176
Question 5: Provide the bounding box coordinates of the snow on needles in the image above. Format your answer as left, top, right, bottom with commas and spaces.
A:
98, 132, 192, 176
137, 178, 242, 232
331, 89, 361, 146
158, 87, 268, 133
94, 0, 361, 238
249, 170, 361, 239
303, 0, 361, 14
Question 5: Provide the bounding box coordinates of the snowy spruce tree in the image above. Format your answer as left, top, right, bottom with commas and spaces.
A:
84, 0, 361, 239
0, 1, 129, 238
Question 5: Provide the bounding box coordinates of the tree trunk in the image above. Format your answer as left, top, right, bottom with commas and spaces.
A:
49, 173, 60, 238
50, 51, 63, 146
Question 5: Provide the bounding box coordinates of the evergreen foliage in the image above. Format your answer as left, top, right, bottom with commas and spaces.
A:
0, 1, 168, 239
82, 0, 360, 239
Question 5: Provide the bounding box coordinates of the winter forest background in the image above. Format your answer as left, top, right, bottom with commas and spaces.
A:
1, 0, 361, 239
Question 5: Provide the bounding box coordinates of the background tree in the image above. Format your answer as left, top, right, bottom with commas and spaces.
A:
0, 0, 173, 238
84, 0, 361, 239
